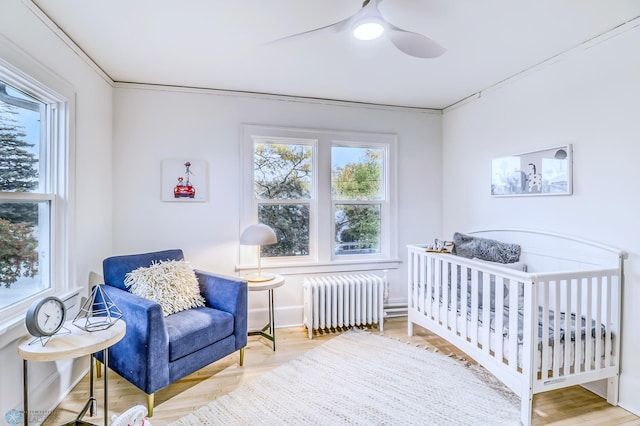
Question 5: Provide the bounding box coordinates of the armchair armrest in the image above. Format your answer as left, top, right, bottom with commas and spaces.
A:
97, 285, 170, 394
195, 271, 247, 350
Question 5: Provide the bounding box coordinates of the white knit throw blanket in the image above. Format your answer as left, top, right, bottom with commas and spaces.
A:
170, 330, 520, 425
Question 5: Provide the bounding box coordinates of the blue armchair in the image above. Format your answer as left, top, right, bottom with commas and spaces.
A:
94, 249, 247, 415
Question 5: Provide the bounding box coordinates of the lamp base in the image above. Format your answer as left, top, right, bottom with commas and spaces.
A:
244, 272, 276, 283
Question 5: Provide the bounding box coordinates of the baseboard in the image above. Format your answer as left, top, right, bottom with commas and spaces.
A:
248, 305, 303, 331
249, 301, 407, 332
619, 373, 640, 416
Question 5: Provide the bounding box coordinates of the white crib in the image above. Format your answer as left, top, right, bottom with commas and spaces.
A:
407, 229, 626, 426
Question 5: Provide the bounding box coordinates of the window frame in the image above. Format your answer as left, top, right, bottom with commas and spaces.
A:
240, 124, 398, 273
253, 135, 317, 260
0, 55, 73, 329
330, 140, 390, 261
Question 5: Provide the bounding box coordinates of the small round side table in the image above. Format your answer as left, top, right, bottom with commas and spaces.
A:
18, 320, 126, 426
247, 274, 284, 351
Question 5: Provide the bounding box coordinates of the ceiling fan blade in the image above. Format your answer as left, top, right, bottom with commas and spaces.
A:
386, 23, 446, 58
267, 15, 353, 45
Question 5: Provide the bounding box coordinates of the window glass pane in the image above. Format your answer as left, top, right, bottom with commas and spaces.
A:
259, 204, 309, 257
254, 142, 312, 200
332, 146, 383, 201
0, 200, 50, 310
0, 82, 42, 193
334, 204, 381, 255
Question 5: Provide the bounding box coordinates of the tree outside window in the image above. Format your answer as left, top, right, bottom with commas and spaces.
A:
332, 147, 383, 256
254, 142, 312, 257
0, 81, 46, 308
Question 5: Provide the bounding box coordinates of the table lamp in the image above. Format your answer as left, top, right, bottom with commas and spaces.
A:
240, 223, 277, 282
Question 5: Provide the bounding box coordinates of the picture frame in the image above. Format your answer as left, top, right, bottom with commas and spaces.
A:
491, 144, 572, 197
161, 159, 208, 202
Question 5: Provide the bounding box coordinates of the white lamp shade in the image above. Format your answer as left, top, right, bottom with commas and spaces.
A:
240, 224, 277, 246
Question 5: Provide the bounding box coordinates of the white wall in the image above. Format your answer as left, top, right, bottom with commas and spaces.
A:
112, 85, 442, 329
0, 0, 113, 421
442, 23, 640, 415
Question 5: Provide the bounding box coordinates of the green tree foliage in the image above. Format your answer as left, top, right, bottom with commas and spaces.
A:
259, 204, 310, 257
0, 103, 39, 287
254, 143, 311, 199
255, 143, 312, 256
0, 103, 38, 225
0, 218, 38, 288
333, 149, 382, 252
332, 149, 382, 201
335, 205, 380, 249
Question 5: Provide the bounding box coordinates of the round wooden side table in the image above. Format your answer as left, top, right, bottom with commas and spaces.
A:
18, 320, 126, 426
247, 274, 284, 351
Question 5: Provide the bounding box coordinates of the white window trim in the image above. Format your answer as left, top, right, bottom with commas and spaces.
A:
0, 41, 76, 334
239, 124, 399, 274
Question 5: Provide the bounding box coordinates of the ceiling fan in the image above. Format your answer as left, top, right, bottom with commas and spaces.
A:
272, 0, 445, 59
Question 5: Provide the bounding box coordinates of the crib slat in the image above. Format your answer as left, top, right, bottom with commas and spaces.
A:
481, 271, 491, 355
443, 261, 450, 329
450, 263, 458, 335
594, 276, 603, 369
425, 256, 433, 319
563, 279, 572, 377
419, 253, 425, 315
521, 278, 536, 422
495, 276, 505, 362
436, 259, 443, 323
575, 278, 583, 373
585, 278, 593, 372
552, 280, 561, 379
416, 256, 430, 314
410, 252, 416, 311
461, 266, 469, 341
470, 269, 479, 348
508, 280, 519, 371
541, 282, 551, 380
605, 274, 612, 368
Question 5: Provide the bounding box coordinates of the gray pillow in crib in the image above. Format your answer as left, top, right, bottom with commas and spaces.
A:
453, 232, 521, 264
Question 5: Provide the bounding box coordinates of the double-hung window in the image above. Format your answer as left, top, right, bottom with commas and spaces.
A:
241, 125, 397, 271
332, 144, 385, 257
0, 61, 70, 325
253, 137, 315, 258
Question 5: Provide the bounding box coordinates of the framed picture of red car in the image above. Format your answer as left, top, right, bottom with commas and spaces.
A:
161, 159, 208, 202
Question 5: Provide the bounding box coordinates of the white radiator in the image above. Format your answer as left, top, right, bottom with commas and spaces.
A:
303, 274, 386, 339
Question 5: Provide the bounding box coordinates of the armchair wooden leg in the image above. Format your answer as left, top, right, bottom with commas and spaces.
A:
239, 347, 245, 366
147, 393, 154, 417
96, 359, 102, 378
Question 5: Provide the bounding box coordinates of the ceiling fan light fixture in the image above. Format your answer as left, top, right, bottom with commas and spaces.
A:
271, 0, 445, 59
352, 19, 384, 41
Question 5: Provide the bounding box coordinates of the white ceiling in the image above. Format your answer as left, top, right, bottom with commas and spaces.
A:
31, 0, 640, 109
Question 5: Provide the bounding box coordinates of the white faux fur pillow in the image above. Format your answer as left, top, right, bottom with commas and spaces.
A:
124, 259, 205, 316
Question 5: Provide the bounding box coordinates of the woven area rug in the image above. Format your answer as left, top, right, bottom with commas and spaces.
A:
169, 330, 520, 425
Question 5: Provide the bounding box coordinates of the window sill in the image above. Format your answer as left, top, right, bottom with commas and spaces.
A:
0, 287, 82, 350
236, 258, 402, 275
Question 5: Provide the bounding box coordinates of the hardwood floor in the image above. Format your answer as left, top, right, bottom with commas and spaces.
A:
43, 317, 639, 425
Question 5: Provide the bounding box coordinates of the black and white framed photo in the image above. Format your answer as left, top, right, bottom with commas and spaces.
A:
491, 144, 572, 197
